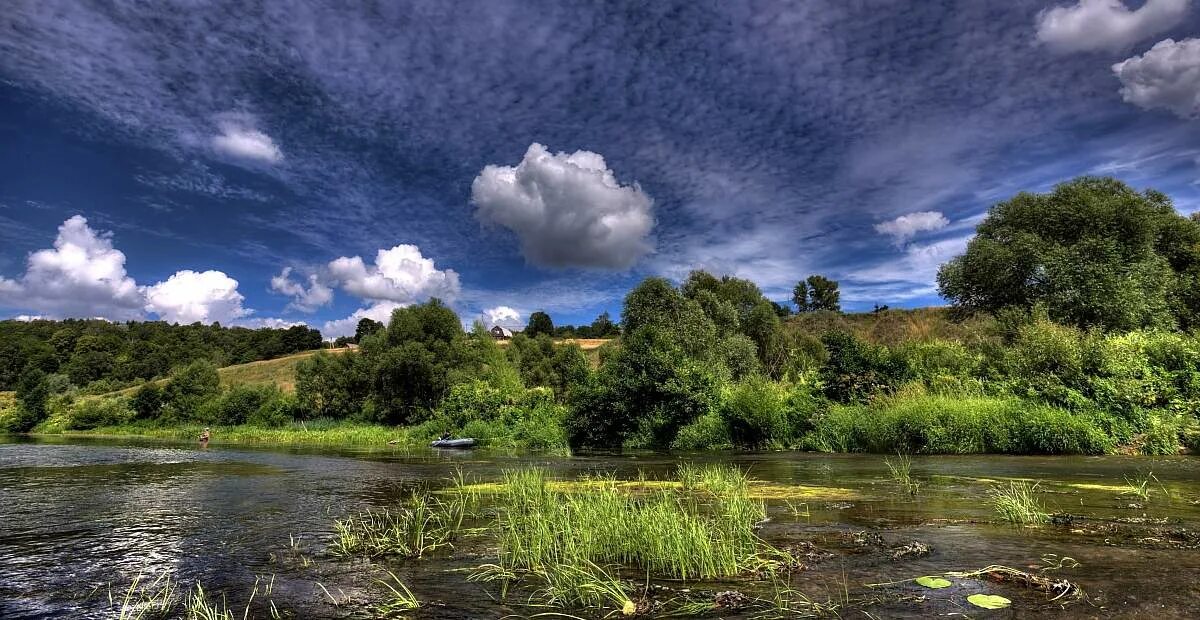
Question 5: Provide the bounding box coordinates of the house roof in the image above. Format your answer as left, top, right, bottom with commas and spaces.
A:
491, 325, 514, 337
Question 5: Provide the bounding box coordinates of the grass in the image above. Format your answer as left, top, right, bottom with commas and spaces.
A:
109, 570, 178, 620
989, 481, 1049, 525
374, 571, 421, 615
1122, 470, 1160, 501
183, 577, 281, 620
884, 453, 921, 497
490, 465, 774, 581
57, 419, 420, 447
332, 493, 465, 558
804, 394, 1113, 455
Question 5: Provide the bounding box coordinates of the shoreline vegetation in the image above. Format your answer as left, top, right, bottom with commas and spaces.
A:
3, 177, 1200, 456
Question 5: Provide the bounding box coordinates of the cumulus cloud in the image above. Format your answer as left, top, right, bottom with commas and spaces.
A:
321, 301, 404, 339
1112, 38, 1200, 118
1036, 0, 1189, 53
237, 317, 308, 329
328, 245, 460, 304
851, 234, 972, 295
873, 211, 950, 244
482, 305, 521, 327
210, 113, 283, 163
0, 215, 144, 320
471, 143, 655, 269
143, 269, 250, 324
270, 267, 334, 312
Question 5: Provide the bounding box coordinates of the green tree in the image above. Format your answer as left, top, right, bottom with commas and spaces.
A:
805, 275, 841, 312
354, 318, 383, 343
937, 176, 1200, 330
589, 311, 618, 337
525, 311, 555, 338
163, 360, 221, 421
9, 367, 51, 432
131, 382, 164, 420
792, 280, 809, 312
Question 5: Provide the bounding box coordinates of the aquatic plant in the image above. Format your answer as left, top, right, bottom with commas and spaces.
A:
184, 577, 282, 620
373, 571, 420, 615
110, 570, 178, 620
492, 466, 767, 581
989, 481, 1049, 525
331, 493, 464, 558
884, 453, 921, 497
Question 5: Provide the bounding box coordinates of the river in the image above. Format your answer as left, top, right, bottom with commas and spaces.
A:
1, 436, 1197, 618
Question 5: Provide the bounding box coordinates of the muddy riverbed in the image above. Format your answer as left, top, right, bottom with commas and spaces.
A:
1, 436, 1197, 618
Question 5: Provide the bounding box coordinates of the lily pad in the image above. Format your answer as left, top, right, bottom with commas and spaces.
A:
967, 593, 1012, 609
915, 576, 952, 589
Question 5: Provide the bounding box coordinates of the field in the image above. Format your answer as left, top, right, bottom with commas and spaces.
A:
785, 307, 994, 345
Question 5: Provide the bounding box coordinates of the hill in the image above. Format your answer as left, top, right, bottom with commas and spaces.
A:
785, 307, 995, 345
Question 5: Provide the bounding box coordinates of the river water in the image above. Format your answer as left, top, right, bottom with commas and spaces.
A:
1, 436, 1198, 618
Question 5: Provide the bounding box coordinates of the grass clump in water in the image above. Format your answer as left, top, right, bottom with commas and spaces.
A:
884, 453, 921, 497
989, 481, 1049, 525
331, 493, 465, 558
494, 465, 768, 580
373, 571, 421, 615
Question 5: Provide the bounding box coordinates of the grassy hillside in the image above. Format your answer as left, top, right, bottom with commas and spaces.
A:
785, 307, 996, 345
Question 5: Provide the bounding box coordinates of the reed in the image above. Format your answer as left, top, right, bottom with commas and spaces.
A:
491, 465, 767, 581
884, 453, 921, 497
989, 481, 1049, 525
110, 570, 178, 620
331, 493, 465, 558
373, 571, 421, 614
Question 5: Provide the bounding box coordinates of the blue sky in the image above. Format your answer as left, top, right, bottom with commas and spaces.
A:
2, 0, 1200, 337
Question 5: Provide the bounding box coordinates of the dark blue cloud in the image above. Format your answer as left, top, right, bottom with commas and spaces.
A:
2, 0, 1199, 329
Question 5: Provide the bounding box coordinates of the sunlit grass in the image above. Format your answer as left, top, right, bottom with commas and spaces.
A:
109, 570, 178, 620
373, 571, 421, 615
989, 481, 1049, 525
331, 493, 465, 558
884, 453, 921, 497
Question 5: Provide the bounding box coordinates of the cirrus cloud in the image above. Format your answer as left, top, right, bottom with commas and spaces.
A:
471, 143, 655, 270
1036, 0, 1189, 54
1113, 37, 1200, 118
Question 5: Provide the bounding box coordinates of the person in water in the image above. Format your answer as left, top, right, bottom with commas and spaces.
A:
439, 431, 452, 441
199, 427, 211, 445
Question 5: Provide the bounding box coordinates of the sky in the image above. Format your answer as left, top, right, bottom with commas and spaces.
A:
2, 0, 1200, 337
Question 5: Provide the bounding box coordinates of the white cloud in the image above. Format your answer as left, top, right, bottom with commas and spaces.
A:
0, 215, 144, 320
143, 269, 250, 324
873, 211, 950, 244
471, 143, 655, 269
210, 113, 283, 163
482, 305, 521, 327
12, 314, 45, 322
321, 301, 404, 339
1036, 0, 1189, 54
1112, 38, 1200, 118
237, 317, 308, 329
850, 234, 972, 298
270, 267, 334, 312
328, 244, 460, 304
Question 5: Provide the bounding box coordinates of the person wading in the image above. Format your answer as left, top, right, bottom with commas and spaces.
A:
198, 427, 211, 448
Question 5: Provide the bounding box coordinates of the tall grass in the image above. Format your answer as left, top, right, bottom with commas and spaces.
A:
332, 493, 465, 557
884, 453, 921, 497
492, 465, 769, 581
989, 481, 1049, 525
110, 570, 178, 620
373, 571, 420, 615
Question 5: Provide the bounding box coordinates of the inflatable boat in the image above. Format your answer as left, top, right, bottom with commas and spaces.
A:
429, 438, 477, 449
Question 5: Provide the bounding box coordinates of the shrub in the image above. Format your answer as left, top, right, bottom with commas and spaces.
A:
67, 397, 132, 430
819, 331, 911, 403
131, 382, 164, 420
163, 360, 220, 421
722, 377, 789, 448
1139, 414, 1182, 455
197, 384, 278, 426
248, 392, 302, 428
671, 411, 732, 451
803, 394, 1111, 455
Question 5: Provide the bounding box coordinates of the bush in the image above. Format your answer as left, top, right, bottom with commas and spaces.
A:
1139, 414, 1182, 455
198, 384, 278, 426
248, 392, 302, 428
67, 397, 132, 430
722, 377, 789, 448
803, 394, 1112, 455
671, 411, 732, 451
131, 382, 164, 420
819, 331, 911, 402
163, 360, 221, 421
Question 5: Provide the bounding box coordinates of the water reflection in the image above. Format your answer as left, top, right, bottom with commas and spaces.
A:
0, 437, 1197, 618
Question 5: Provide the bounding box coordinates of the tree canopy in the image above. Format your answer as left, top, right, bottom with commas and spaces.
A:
937, 176, 1200, 330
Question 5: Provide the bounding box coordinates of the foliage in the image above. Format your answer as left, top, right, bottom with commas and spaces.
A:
67, 396, 133, 430
722, 377, 790, 448
525, 311, 555, 337
938, 176, 1200, 330
131, 382, 164, 420
0, 318, 321, 392
819, 331, 911, 402
799, 275, 841, 312
162, 360, 221, 422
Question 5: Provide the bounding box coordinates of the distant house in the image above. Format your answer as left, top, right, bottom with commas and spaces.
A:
490, 325, 514, 340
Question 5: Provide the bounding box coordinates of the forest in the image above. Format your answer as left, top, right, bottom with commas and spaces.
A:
3, 177, 1200, 455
